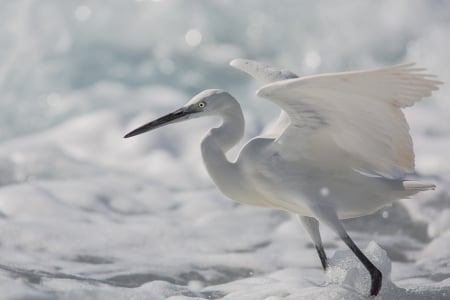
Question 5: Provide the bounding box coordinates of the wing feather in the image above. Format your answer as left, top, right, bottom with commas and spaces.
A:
230, 58, 298, 137
256, 63, 442, 179
230, 58, 298, 83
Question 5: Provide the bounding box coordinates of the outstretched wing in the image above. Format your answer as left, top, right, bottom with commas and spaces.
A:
230, 58, 298, 137
230, 58, 298, 83
256, 63, 442, 179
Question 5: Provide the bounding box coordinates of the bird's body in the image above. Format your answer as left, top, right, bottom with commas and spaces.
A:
124, 59, 441, 296
200, 95, 432, 219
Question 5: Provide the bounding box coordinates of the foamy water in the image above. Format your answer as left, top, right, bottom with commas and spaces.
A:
1, 1, 449, 299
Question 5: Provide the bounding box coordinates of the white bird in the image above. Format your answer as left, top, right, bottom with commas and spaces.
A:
124, 59, 441, 296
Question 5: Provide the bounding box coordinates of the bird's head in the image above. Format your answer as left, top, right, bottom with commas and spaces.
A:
124, 89, 234, 138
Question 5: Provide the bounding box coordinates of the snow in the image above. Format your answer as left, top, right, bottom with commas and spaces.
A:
1, 0, 450, 299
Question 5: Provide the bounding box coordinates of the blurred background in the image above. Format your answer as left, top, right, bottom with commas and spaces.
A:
0, 0, 449, 299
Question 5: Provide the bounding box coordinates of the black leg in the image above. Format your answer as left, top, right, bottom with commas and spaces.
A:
315, 244, 328, 271
308, 208, 383, 296
298, 215, 328, 271
341, 233, 382, 296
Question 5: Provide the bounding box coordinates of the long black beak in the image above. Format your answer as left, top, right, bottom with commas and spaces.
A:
124, 108, 189, 138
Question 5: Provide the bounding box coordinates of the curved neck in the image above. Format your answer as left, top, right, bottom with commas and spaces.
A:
200, 98, 245, 198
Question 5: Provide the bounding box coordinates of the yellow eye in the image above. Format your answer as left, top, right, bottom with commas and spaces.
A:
198, 102, 206, 109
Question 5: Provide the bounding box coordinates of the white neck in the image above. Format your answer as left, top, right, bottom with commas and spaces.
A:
200, 97, 245, 199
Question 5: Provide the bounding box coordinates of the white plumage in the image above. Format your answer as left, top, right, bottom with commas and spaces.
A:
125, 59, 441, 296
234, 60, 441, 179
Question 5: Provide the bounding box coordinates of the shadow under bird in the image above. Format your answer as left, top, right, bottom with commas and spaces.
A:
124, 59, 442, 296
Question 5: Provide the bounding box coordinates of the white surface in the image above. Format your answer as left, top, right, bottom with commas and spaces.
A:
1, 0, 450, 299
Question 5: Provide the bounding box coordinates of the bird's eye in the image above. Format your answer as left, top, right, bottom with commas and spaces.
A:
198, 102, 206, 109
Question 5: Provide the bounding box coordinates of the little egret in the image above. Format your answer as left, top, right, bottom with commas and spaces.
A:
124, 59, 441, 296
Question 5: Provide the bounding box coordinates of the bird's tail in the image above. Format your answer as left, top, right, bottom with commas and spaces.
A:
402, 181, 436, 196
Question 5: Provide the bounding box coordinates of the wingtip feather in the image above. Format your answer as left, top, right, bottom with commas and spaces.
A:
403, 181, 436, 191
